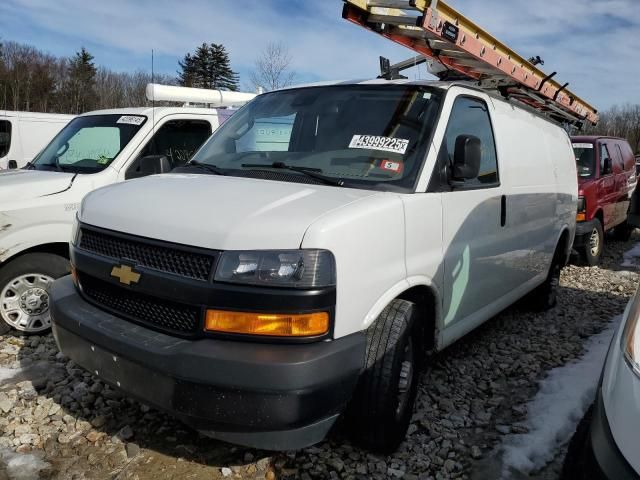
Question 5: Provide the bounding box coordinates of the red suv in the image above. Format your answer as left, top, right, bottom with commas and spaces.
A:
572, 136, 637, 265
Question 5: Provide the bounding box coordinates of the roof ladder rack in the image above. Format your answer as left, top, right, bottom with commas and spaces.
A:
342, 0, 599, 126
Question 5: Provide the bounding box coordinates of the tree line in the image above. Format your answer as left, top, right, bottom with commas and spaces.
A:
0, 38, 296, 115
584, 104, 640, 154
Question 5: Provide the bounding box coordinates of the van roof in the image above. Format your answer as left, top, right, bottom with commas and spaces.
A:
571, 136, 630, 143
77, 106, 228, 118
0, 111, 75, 120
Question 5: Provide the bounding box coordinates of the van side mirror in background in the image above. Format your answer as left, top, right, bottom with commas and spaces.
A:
125, 155, 171, 180
602, 157, 612, 175
452, 134, 481, 182
7, 160, 17, 170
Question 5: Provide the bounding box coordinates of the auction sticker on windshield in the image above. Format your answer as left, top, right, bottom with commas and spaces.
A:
349, 135, 409, 155
572, 143, 594, 149
117, 116, 145, 126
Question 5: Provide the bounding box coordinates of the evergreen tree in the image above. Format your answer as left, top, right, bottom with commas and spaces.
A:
64, 47, 97, 113
176, 43, 239, 91
177, 52, 196, 87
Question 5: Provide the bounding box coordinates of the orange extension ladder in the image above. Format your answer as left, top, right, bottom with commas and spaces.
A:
342, 0, 599, 127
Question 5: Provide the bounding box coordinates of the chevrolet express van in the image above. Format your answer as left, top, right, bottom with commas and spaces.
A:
572, 136, 637, 265
0, 85, 255, 335
50, 80, 578, 452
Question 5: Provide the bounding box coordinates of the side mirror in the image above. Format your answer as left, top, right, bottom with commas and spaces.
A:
452, 134, 481, 181
602, 158, 612, 175
126, 155, 171, 180
7, 160, 17, 170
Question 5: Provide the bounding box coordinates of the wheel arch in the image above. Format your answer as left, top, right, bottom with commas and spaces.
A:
363, 277, 442, 354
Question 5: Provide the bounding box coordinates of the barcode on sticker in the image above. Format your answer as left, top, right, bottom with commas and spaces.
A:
349, 135, 409, 155
117, 115, 145, 126
572, 143, 593, 149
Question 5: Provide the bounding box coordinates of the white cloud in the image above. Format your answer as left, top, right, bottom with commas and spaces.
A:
2, 0, 639, 108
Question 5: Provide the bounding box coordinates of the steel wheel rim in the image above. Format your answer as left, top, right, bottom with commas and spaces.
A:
589, 228, 600, 257
396, 336, 414, 418
0, 273, 54, 332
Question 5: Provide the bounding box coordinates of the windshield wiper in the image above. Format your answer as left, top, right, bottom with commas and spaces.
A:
241, 162, 344, 187
182, 160, 227, 176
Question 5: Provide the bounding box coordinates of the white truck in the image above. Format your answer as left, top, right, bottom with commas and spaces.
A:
0, 84, 256, 334
50, 79, 578, 451
0, 111, 75, 169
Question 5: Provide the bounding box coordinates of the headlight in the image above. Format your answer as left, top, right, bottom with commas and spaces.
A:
623, 287, 640, 376
71, 214, 80, 245
214, 250, 336, 288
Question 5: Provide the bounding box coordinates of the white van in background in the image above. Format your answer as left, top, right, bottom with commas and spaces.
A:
0, 84, 256, 334
0, 111, 75, 169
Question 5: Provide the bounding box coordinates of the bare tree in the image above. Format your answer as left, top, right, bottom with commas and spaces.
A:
249, 42, 296, 92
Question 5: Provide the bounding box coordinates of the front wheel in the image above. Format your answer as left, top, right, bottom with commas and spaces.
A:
346, 299, 421, 453
0, 253, 70, 335
580, 221, 603, 266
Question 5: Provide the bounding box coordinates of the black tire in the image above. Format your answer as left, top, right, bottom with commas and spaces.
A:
580, 221, 604, 267
561, 404, 594, 480
0, 253, 70, 335
613, 220, 634, 242
346, 299, 421, 453
528, 257, 561, 312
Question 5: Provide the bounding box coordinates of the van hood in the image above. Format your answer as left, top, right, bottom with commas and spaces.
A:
0, 170, 76, 203
81, 174, 379, 250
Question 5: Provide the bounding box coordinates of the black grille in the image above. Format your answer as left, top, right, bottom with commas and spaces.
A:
79, 228, 215, 281
79, 274, 200, 336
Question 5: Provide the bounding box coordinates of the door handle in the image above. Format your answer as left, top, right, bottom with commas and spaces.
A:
501, 195, 507, 227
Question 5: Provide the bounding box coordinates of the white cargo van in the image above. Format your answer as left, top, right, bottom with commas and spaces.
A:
50, 80, 577, 452
0, 111, 75, 169
0, 85, 255, 334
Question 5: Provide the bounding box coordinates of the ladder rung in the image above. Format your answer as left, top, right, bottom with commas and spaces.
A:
368, 14, 419, 26
367, 0, 419, 10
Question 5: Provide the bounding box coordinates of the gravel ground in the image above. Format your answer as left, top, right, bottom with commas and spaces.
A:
0, 233, 638, 480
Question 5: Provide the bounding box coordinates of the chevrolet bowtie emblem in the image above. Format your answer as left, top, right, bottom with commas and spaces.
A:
111, 265, 141, 286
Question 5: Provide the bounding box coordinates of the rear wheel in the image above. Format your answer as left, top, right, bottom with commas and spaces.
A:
346, 299, 421, 453
0, 253, 69, 335
580, 221, 603, 266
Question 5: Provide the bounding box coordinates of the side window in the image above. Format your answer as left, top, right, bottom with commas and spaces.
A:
600, 144, 612, 175
440, 96, 499, 188
0, 120, 11, 158
137, 120, 212, 168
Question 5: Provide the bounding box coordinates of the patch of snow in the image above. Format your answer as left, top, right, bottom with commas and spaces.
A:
0, 448, 50, 480
622, 243, 640, 268
0, 367, 22, 383
500, 318, 619, 477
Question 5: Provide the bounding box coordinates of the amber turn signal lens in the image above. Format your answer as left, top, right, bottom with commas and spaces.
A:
576, 213, 586, 222
205, 310, 329, 337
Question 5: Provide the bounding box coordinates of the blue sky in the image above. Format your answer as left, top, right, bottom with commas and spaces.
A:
1, 0, 638, 109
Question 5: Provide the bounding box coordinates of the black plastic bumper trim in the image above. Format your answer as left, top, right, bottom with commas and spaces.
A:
50, 276, 365, 448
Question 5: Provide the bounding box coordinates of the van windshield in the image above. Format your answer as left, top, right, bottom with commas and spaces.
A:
573, 142, 595, 178
188, 85, 443, 192
31, 114, 146, 173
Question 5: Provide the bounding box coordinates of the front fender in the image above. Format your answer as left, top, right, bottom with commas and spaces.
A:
0, 222, 72, 264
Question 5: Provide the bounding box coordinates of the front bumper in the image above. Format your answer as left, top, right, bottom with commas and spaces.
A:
50, 276, 366, 450
585, 387, 639, 479
573, 219, 598, 248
